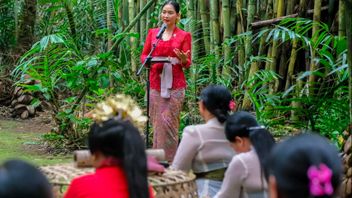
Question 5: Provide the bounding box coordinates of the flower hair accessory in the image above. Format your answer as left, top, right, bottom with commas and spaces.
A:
91, 94, 147, 132
307, 163, 334, 196
229, 99, 236, 111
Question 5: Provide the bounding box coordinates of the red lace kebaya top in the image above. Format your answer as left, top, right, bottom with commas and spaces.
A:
64, 165, 154, 198
140, 27, 192, 91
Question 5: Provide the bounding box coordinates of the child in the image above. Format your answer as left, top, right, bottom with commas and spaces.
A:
266, 133, 342, 198
215, 111, 275, 198
64, 94, 153, 198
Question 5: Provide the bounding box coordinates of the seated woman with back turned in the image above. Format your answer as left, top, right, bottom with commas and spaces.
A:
64, 94, 153, 198
215, 111, 275, 198
266, 132, 342, 198
171, 85, 235, 197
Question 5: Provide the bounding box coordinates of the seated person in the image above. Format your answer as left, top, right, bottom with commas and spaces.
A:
0, 159, 53, 198
64, 94, 153, 198
171, 85, 235, 197
215, 111, 275, 198
266, 132, 342, 198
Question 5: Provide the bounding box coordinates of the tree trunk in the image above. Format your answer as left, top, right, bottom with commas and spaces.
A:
16, 0, 37, 54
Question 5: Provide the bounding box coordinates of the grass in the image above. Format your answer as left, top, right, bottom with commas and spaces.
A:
0, 120, 71, 166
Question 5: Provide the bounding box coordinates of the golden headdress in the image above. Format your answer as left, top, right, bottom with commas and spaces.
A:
91, 94, 147, 132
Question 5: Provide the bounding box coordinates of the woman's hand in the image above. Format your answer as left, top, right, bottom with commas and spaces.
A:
174, 48, 190, 65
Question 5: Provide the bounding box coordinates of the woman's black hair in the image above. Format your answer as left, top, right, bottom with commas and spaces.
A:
266, 132, 342, 198
162, 0, 180, 13
0, 159, 53, 198
199, 85, 232, 123
89, 119, 149, 198
225, 111, 275, 169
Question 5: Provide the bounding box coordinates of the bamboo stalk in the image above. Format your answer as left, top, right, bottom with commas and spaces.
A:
222, 0, 231, 76
210, 0, 221, 57
285, 0, 307, 90
345, 0, 352, 126
128, 0, 137, 72
107, 0, 113, 50
140, 0, 147, 43
245, 0, 255, 61
269, 0, 285, 94
107, 0, 113, 87
199, 0, 210, 55
230, 0, 237, 35
187, 0, 199, 60
110, 0, 156, 51
236, 0, 245, 84
241, 0, 271, 109
339, 0, 346, 37
286, 0, 295, 14
308, 0, 322, 96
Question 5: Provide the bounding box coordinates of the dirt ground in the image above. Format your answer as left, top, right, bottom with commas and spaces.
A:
0, 105, 53, 133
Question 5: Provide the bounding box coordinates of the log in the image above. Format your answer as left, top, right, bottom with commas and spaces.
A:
347, 178, 352, 195
345, 136, 352, 154
341, 179, 347, 197
348, 167, 352, 177
14, 104, 27, 111
10, 99, 18, 107
13, 87, 23, 97
23, 79, 36, 85
17, 94, 33, 104
347, 153, 352, 166
251, 6, 329, 29
27, 105, 35, 116
20, 110, 29, 119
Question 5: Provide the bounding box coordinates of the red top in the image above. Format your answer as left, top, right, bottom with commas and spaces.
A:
64, 166, 154, 198
140, 27, 192, 91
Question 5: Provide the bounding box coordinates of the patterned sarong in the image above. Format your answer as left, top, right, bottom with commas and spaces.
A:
150, 88, 185, 162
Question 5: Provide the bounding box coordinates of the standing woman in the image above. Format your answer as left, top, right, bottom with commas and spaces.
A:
140, 0, 192, 161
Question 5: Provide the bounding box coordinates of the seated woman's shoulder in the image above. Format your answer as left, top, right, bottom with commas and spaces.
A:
183, 123, 209, 135
183, 125, 197, 134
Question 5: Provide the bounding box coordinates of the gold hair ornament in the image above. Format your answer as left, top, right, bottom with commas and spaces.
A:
91, 94, 147, 132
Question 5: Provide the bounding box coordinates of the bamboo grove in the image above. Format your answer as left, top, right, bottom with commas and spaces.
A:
0, 0, 351, 146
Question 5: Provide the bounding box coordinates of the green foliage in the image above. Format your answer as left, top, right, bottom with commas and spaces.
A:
0, 0, 17, 50
11, 33, 139, 148
248, 18, 350, 145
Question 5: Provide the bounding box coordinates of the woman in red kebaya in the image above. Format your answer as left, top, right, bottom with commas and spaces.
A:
64, 119, 153, 198
140, 0, 192, 162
